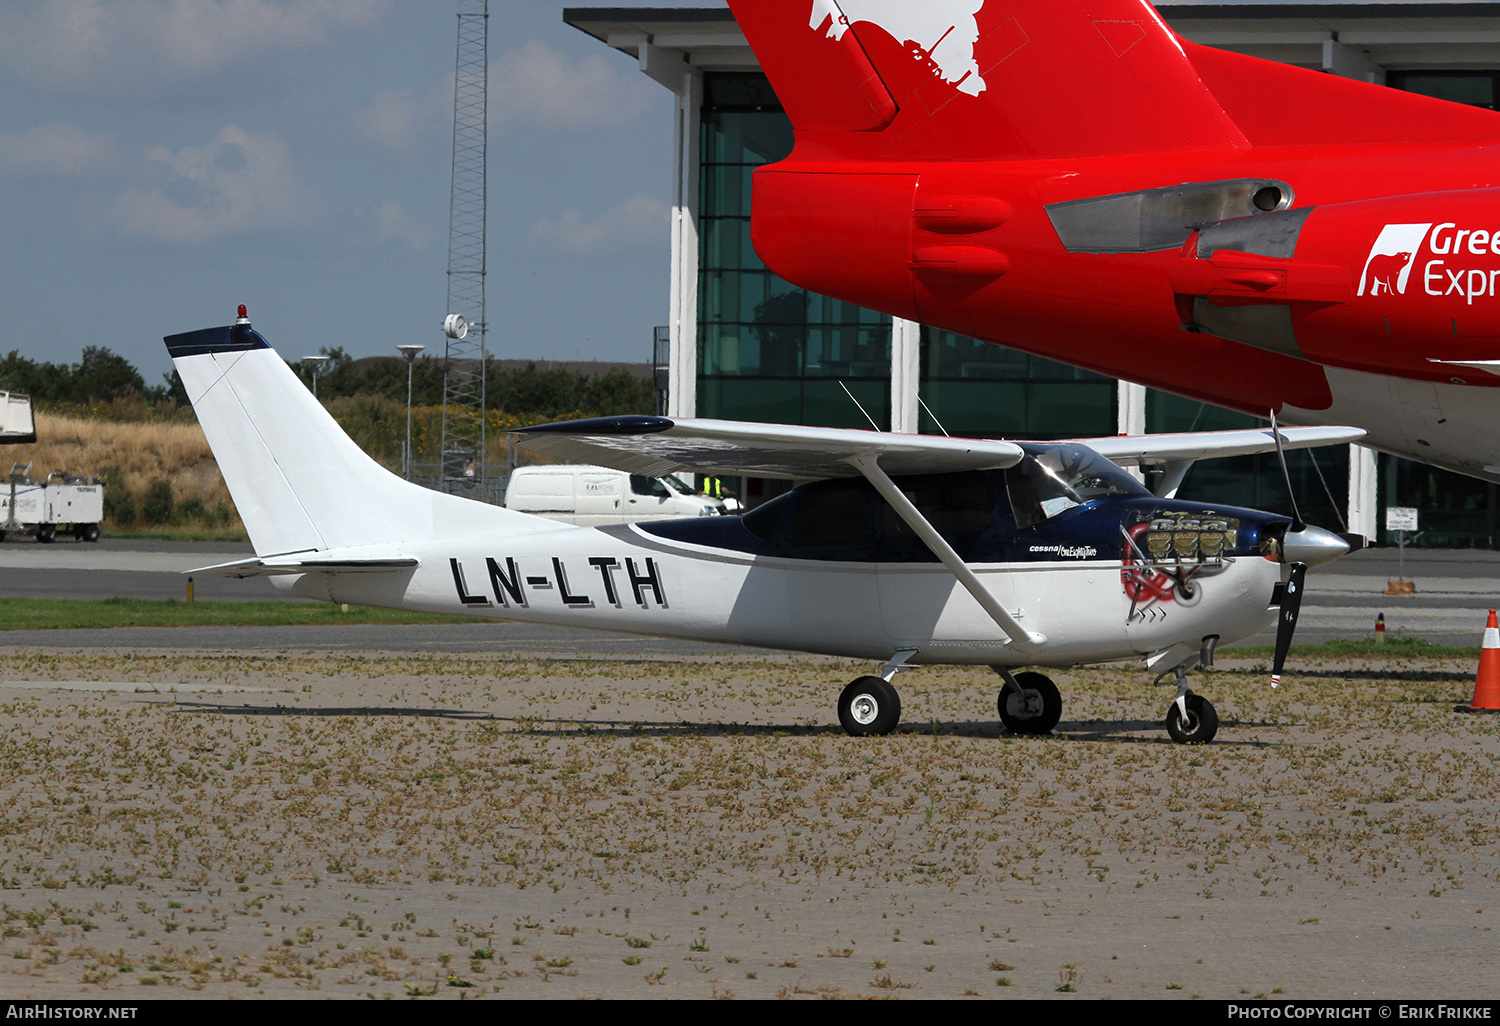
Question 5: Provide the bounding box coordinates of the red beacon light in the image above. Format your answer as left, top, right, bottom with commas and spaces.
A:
236, 304, 249, 325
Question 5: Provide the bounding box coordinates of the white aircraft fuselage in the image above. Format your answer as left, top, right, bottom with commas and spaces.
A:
267, 515, 1281, 669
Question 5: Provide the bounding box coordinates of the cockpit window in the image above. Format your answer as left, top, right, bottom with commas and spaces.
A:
742, 472, 1009, 562
1007, 443, 1148, 529
741, 478, 877, 558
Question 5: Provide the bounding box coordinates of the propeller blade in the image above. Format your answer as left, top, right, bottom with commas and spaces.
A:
1271, 561, 1308, 688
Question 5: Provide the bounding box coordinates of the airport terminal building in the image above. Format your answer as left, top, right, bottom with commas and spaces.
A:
567, 2, 1500, 546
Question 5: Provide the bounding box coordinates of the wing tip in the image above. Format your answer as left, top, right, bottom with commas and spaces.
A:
517, 415, 675, 437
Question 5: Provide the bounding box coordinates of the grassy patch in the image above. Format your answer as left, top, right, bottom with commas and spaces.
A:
1225, 636, 1479, 659
99, 525, 250, 543
0, 597, 471, 631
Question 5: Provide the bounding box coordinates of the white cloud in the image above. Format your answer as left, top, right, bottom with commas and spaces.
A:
108, 125, 316, 244
491, 40, 655, 131
374, 201, 430, 250
353, 86, 453, 154
356, 89, 421, 151
530, 194, 669, 254
0, 0, 392, 96
0, 123, 115, 177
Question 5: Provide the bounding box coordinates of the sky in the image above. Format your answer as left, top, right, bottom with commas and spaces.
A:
0, 0, 721, 390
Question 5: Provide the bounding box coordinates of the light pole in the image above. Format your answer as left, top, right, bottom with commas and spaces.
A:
302, 355, 329, 399
397, 345, 426, 479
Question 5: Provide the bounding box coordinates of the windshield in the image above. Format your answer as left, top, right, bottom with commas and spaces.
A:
663, 474, 695, 495
1008, 443, 1148, 528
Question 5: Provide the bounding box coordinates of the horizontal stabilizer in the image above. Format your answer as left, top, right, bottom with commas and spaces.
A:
513, 416, 1026, 479
190, 555, 421, 579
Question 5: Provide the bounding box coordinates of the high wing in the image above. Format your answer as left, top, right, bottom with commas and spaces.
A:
1080, 425, 1366, 467
513, 416, 1027, 480
513, 416, 1364, 479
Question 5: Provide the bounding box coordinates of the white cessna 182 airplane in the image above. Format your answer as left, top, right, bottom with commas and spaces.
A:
167, 308, 1359, 744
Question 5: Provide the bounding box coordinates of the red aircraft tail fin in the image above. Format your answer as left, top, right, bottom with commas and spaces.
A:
727, 0, 1248, 159
1186, 41, 1500, 147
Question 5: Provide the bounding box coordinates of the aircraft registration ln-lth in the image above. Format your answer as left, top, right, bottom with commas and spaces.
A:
166, 308, 1357, 744
726, 0, 1500, 481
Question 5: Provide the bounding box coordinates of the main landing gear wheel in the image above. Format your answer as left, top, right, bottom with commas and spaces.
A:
838, 675, 901, 737
1166, 692, 1218, 744
998, 671, 1062, 736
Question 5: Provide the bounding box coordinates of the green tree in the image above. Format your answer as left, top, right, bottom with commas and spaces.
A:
73, 347, 146, 403
142, 480, 175, 524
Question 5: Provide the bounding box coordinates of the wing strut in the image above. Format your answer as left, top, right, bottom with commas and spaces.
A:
849, 454, 1044, 652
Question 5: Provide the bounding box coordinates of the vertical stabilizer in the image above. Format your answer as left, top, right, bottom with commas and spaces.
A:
728, 0, 1246, 159
165, 310, 550, 556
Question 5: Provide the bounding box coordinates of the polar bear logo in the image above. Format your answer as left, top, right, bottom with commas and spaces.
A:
809, 0, 987, 97
1357, 223, 1433, 297
1363, 252, 1414, 296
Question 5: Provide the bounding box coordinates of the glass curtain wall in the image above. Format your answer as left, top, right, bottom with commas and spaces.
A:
919, 328, 1115, 439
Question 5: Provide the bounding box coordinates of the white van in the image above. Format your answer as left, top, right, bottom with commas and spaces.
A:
503, 465, 727, 526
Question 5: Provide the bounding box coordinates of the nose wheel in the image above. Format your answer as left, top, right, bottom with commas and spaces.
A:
1165, 691, 1218, 744
837, 675, 901, 736
996, 670, 1062, 735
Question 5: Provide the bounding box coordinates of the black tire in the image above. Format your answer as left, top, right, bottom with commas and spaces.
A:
36, 524, 55, 544
837, 675, 901, 737
81, 523, 100, 543
998, 671, 1062, 735
1165, 693, 1219, 744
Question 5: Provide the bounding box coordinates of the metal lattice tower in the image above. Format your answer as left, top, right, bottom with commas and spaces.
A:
440, 0, 488, 486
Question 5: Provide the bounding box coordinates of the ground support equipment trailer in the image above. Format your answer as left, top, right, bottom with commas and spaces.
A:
2, 466, 103, 543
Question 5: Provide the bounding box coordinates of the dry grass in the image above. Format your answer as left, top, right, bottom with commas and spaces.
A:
24, 413, 230, 513
0, 648, 1495, 998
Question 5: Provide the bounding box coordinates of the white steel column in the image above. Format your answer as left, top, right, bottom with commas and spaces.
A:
890, 317, 921, 433
668, 72, 701, 417
1348, 443, 1378, 539
1323, 36, 1386, 85
1118, 380, 1147, 435
639, 43, 702, 419
1118, 381, 1148, 481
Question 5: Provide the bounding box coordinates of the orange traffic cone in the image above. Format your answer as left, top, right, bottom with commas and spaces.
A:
1462, 610, 1500, 712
